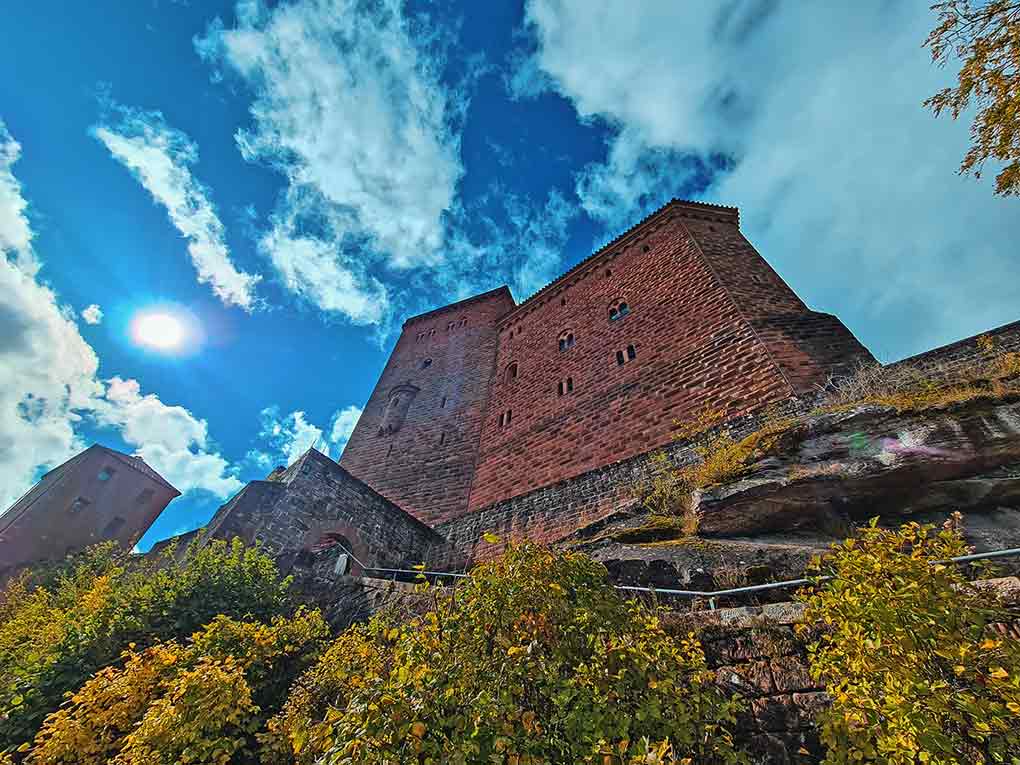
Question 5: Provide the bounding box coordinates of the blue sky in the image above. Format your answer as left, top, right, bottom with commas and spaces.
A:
1, 0, 1017, 548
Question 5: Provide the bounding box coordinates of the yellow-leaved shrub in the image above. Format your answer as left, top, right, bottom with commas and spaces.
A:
797, 519, 1020, 765
263, 543, 747, 765
26, 608, 328, 765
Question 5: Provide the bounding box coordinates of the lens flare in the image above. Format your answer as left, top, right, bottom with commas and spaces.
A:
132, 312, 185, 350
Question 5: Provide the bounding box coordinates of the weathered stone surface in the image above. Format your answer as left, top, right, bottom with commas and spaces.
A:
716, 660, 775, 694
772, 657, 814, 693
752, 695, 800, 732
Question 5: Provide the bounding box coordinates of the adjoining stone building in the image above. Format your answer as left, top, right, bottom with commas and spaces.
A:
0, 444, 179, 578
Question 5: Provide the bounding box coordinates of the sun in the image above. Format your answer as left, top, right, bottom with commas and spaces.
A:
132, 311, 185, 350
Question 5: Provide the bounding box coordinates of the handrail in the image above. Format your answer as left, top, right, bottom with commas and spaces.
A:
327, 542, 1020, 607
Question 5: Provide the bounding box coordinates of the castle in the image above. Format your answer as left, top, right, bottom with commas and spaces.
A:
10, 197, 1002, 580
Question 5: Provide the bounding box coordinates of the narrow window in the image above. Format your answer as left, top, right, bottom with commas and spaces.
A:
498, 412, 505, 427
460, 317, 467, 327
616, 350, 625, 366
558, 381, 564, 396
386, 444, 393, 457
560, 297, 566, 306
97, 467, 114, 481
505, 362, 518, 383
627, 344, 637, 360
605, 268, 612, 278
102, 516, 127, 539
643, 244, 650, 253
506, 409, 512, 425
422, 358, 432, 368
567, 377, 574, 393
441, 396, 448, 408
439, 432, 446, 446
136, 488, 155, 505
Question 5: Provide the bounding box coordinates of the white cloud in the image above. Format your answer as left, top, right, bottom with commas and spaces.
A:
92, 103, 262, 311
81, 304, 103, 325
518, 1, 1020, 359
0, 120, 37, 274
329, 404, 362, 452
196, 0, 462, 323
0, 122, 242, 511
257, 406, 327, 466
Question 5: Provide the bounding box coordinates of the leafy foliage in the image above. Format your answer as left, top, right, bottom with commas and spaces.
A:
265, 544, 747, 765
0, 538, 293, 753
27, 609, 328, 764
924, 0, 1020, 195
797, 518, 1020, 764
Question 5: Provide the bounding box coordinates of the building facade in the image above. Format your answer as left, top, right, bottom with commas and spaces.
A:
339, 199, 873, 525
0, 445, 180, 577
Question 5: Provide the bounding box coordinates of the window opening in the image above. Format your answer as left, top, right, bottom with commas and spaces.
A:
609, 300, 630, 321
422, 358, 433, 368
505, 362, 518, 383
441, 396, 447, 408
616, 350, 625, 366
627, 344, 637, 360
97, 467, 115, 481
558, 331, 575, 352
136, 488, 154, 505
102, 516, 127, 539
69, 496, 90, 513
439, 432, 446, 446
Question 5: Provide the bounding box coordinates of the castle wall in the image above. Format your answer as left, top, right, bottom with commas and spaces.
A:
339, 288, 516, 526
889, 319, 1020, 372
467, 205, 819, 512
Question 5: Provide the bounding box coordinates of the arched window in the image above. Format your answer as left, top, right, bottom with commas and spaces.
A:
609, 299, 630, 321
558, 330, 575, 352
505, 362, 519, 383
422, 358, 433, 368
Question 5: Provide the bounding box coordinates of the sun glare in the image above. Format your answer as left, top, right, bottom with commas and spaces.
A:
132, 312, 185, 350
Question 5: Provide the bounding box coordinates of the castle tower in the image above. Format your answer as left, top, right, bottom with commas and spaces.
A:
341, 200, 873, 525
339, 287, 516, 526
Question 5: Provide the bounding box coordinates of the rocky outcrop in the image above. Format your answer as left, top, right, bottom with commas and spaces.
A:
569, 396, 1020, 594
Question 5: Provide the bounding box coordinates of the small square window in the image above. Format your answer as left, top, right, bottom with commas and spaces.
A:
97, 467, 115, 481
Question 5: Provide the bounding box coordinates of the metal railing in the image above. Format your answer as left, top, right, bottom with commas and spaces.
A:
329, 543, 1020, 610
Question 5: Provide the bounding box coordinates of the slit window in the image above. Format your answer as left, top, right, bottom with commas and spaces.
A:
499, 409, 513, 427
441, 396, 448, 408
558, 377, 574, 396
439, 432, 446, 446
505, 362, 518, 383
627, 344, 636, 360
616, 350, 625, 366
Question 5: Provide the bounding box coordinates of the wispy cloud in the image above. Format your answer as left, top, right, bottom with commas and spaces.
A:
0, 120, 242, 511
80, 304, 103, 325
517, 0, 1020, 359
92, 101, 262, 311
196, 0, 462, 324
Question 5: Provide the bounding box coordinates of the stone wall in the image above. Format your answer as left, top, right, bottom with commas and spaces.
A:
666, 601, 825, 764
890, 319, 1020, 372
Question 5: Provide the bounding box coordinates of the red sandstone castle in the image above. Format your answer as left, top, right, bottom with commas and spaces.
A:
2, 199, 884, 578
338, 199, 872, 526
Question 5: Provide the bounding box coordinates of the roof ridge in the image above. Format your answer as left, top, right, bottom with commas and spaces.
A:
402, 285, 514, 328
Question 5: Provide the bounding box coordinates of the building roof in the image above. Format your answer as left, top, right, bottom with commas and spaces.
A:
94, 445, 181, 495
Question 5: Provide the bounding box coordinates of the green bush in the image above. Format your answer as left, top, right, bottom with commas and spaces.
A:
27, 609, 328, 765
265, 543, 747, 765
797, 519, 1020, 765
0, 538, 293, 753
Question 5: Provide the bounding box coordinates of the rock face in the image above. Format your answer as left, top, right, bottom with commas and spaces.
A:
570, 396, 1020, 594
